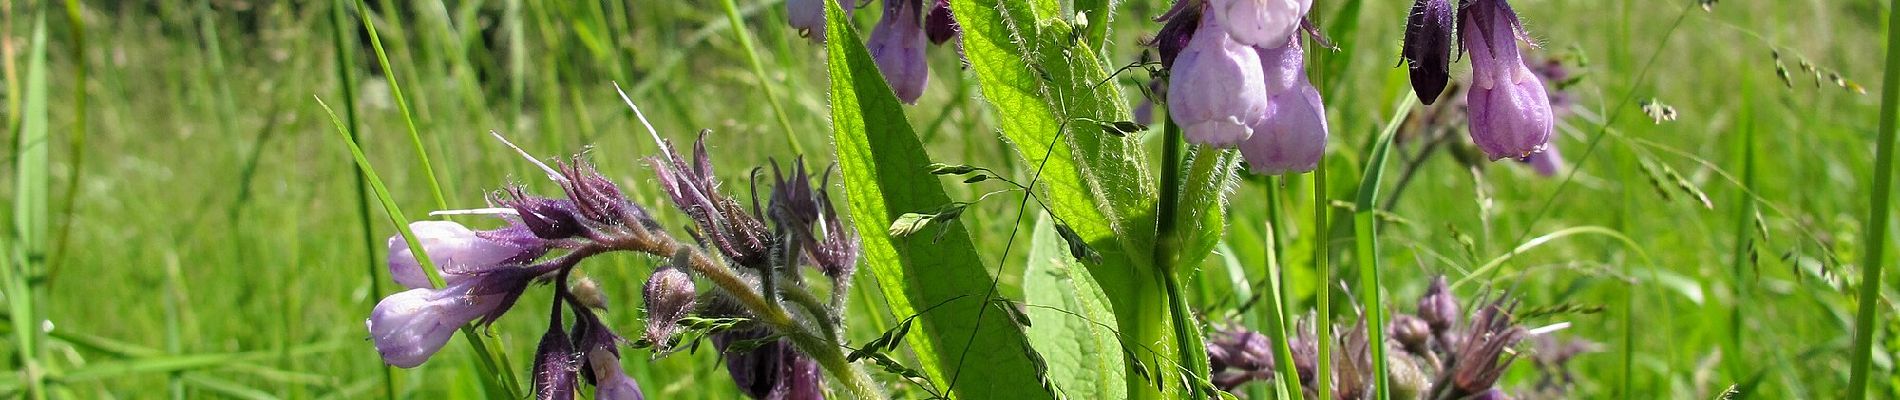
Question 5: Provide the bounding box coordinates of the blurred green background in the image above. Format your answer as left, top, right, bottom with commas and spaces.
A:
5, 0, 1896, 398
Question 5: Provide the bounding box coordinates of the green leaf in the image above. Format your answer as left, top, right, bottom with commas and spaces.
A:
1023, 215, 1127, 399
823, 2, 1052, 398
949, 0, 1235, 396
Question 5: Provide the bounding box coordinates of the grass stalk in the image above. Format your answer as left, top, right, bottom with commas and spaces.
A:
1314, 141, 1332, 400
715, 0, 805, 155
7, 13, 49, 400
325, 0, 396, 398
1350, 95, 1418, 400
1259, 187, 1303, 398
1845, 0, 1900, 395
353, 0, 450, 211
47, 0, 86, 276
1155, 109, 1211, 399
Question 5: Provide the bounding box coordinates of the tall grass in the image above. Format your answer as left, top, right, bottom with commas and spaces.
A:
1846, 0, 1900, 396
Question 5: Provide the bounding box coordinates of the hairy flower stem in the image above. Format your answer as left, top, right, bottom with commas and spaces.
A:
1156, 115, 1213, 399
634, 237, 881, 399
1847, 0, 1900, 395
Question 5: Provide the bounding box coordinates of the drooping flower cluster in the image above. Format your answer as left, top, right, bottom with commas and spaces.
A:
365, 128, 862, 400
1205, 276, 1573, 399
791, 0, 959, 104
1401, 0, 1555, 161
1155, 0, 1327, 175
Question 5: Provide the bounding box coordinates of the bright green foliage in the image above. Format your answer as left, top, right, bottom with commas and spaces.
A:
823, 1, 1052, 397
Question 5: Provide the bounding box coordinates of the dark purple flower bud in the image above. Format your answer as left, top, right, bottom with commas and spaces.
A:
556, 158, 660, 229
643, 251, 696, 348
924, 0, 959, 45
787, 0, 850, 43
1239, 37, 1327, 175
386, 221, 548, 289
1441, 296, 1525, 398
869, 0, 930, 104
366, 269, 540, 368
493, 187, 587, 240
1403, 0, 1455, 104
1208, 0, 1311, 47
1419, 276, 1460, 334
650, 131, 772, 269
532, 312, 579, 400
715, 329, 826, 400
1151, 3, 1201, 69
1460, 0, 1553, 160
1207, 327, 1275, 372
769, 161, 860, 280
588, 348, 647, 400
1168, 10, 1268, 146
1390, 313, 1433, 356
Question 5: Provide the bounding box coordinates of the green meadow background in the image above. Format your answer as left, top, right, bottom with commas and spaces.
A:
5, 0, 1896, 398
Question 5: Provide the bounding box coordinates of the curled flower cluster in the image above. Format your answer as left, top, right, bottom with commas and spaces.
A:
791, 0, 959, 104
365, 130, 863, 400
1205, 277, 1568, 400
1401, 0, 1554, 161
1155, 0, 1327, 175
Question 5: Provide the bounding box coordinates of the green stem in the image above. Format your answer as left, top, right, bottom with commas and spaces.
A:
325, 1, 395, 398
1846, 0, 1900, 395
1313, 148, 1333, 400
1155, 110, 1211, 399
717, 0, 805, 155
1259, 188, 1302, 398
354, 0, 449, 211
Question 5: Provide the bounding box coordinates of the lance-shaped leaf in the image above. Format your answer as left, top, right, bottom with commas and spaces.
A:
823, 2, 1053, 398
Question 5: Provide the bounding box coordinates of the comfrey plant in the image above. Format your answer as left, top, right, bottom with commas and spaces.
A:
1156, 0, 1330, 175
1206, 277, 1570, 400
1401, 0, 1555, 161
365, 120, 879, 399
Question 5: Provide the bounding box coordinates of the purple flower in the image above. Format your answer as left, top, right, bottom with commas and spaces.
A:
1418, 276, 1460, 336
1238, 37, 1327, 174
1168, 10, 1268, 146
649, 131, 771, 269
1208, 0, 1312, 48
716, 329, 826, 400
1441, 296, 1525, 398
532, 313, 580, 400
869, 0, 930, 104
769, 161, 859, 280
366, 270, 539, 367
492, 187, 587, 240
1461, 0, 1553, 160
588, 348, 647, 400
386, 220, 547, 290
1152, 3, 1201, 69
1403, 0, 1455, 104
924, 0, 958, 45
787, 0, 850, 42
642, 254, 696, 348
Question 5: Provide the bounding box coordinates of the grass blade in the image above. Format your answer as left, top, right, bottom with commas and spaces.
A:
1846, 0, 1900, 395
7, 13, 50, 400
1350, 94, 1418, 400
715, 0, 804, 155
352, 0, 449, 211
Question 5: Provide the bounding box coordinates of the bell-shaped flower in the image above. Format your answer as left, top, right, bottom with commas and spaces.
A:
386, 220, 547, 290
366, 270, 538, 368
1168, 10, 1268, 146
588, 348, 647, 400
1403, 0, 1455, 104
716, 329, 826, 399
924, 0, 958, 45
531, 311, 580, 400
787, 0, 850, 43
1461, 0, 1553, 160
1238, 37, 1326, 174
1208, 0, 1311, 48
868, 0, 930, 104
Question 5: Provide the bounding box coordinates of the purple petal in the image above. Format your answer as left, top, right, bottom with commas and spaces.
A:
1209, 0, 1311, 48
1168, 10, 1267, 147
869, 0, 930, 104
